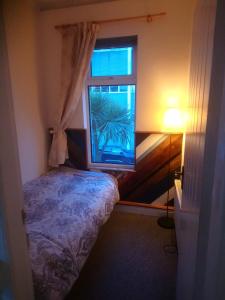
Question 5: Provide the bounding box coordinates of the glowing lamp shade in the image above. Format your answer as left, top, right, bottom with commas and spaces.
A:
162, 108, 184, 133
157, 107, 185, 229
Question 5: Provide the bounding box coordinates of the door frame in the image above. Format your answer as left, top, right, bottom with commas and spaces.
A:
193, 0, 225, 299
0, 3, 34, 299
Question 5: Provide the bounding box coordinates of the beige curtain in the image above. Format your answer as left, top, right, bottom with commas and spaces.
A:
49, 22, 99, 167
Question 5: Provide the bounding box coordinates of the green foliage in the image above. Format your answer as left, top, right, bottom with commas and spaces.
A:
90, 92, 132, 149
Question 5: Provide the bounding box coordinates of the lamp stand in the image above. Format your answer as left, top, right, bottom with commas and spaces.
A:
157, 134, 175, 229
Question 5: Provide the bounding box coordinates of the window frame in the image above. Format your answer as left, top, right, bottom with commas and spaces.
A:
85, 36, 137, 171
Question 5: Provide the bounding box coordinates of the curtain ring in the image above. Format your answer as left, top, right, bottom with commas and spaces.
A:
147, 15, 153, 23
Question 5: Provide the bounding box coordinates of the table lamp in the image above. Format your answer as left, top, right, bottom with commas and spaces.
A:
157, 107, 185, 229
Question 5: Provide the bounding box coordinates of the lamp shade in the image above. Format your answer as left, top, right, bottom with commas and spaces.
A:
162, 108, 185, 133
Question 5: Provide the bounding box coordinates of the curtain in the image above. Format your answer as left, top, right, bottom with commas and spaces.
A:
48, 22, 99, 167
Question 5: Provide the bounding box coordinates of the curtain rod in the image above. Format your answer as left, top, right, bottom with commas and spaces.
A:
55, 12, 166, 29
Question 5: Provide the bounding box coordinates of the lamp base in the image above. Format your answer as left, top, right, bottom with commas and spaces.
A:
157, 216, 175, 229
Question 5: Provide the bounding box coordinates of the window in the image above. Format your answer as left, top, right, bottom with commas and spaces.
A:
86, 36, 137, 170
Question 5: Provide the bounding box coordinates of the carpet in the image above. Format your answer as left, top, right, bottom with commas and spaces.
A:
66, 211, 177, 300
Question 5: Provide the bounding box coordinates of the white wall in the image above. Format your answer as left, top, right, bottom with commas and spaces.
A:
39, 0, 195, 131
3, 0, 47, 184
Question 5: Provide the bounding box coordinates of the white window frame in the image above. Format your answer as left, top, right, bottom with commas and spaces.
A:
85, 36, 137, 171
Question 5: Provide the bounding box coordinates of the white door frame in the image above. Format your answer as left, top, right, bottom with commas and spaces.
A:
193, 0, 225, 299
0, 3, 34, 299
177, 0, 217, 298
177, 0, 225, 299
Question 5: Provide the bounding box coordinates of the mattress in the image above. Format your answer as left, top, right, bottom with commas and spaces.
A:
23, 167, 119, 299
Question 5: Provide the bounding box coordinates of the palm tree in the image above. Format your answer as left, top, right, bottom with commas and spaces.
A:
89, 92, 134, 161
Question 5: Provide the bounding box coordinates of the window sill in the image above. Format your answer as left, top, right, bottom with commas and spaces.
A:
88, 164, 136, 172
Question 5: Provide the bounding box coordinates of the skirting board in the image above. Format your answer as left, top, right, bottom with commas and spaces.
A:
115, 203, 175, 218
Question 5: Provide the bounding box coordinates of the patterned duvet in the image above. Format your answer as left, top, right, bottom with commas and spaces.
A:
23, 167, 119, 300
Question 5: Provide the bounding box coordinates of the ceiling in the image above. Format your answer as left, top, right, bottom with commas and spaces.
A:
37, 0, 119, 11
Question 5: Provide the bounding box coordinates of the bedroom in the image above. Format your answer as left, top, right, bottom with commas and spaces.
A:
1, 0, 225, 299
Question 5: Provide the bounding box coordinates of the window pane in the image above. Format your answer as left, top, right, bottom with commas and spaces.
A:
101, 85, 109, 93
89, 85, 135, 165
110, 86, 118, 93
90, 86, 100, 93
119, 85, 128, 92
91, 47, 133, 77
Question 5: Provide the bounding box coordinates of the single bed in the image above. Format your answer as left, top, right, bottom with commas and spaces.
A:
23, 167, 119, 300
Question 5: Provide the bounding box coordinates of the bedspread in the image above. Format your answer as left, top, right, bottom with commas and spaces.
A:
23, 167, 119, 300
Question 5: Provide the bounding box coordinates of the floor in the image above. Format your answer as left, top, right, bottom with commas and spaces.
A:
66, 211, 177, 300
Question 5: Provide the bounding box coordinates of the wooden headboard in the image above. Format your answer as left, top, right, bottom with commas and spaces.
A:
65, 128, 88, 170
49, 128, 88, 170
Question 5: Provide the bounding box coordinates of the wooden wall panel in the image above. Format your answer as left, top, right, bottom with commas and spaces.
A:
63, 129, 182, 205
119, 134, 182, 202
66, 129, 88, 170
